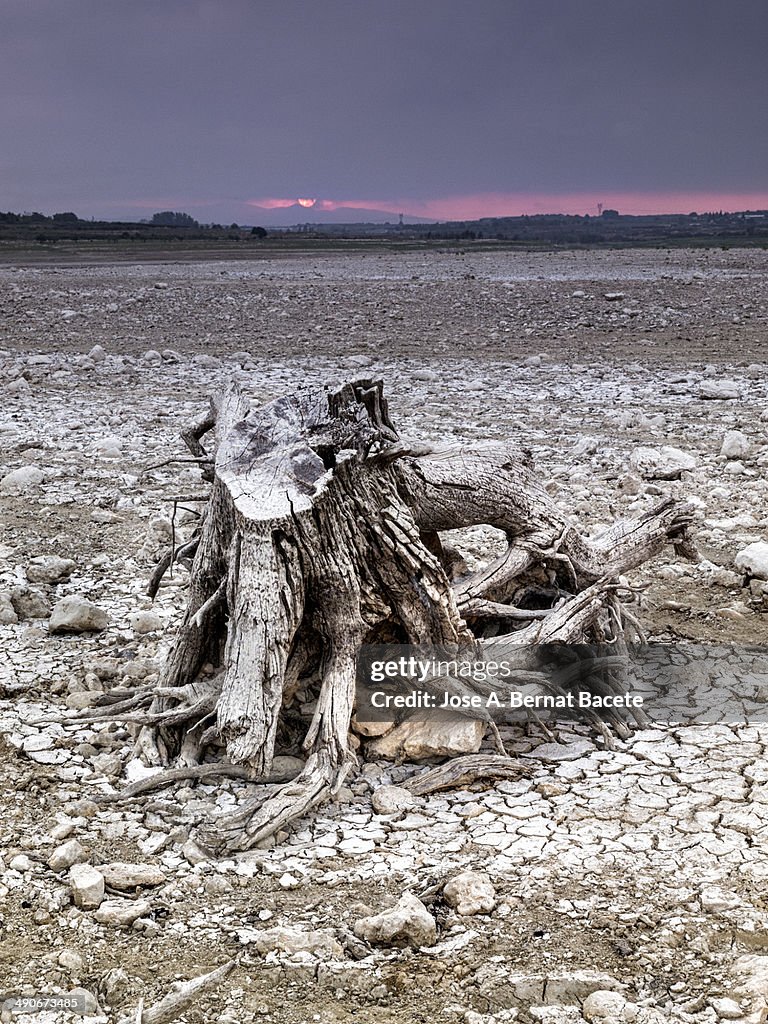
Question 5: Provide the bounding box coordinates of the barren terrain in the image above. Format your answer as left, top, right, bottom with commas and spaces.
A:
1, 247, 768, 1024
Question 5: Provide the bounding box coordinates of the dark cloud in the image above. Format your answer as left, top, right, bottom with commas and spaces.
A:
1, 0, 766, 218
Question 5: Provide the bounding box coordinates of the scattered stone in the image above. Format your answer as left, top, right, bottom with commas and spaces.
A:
69, 864, 106, 909
0, 465, 45, 492
581, 990, 628, 1021
129, 609, 163, 633
278, 872, 301, 889
735, 543, 768, 580
0, 591, 18, 624
630, 445, 696, 480
242, 925, 342, 958
9, 854, 32, 871
367, 716, 484, 760
721, 430, 750, 459
97, 862, 167, 891
57, 948, 85, 974
443, 871, 497, 916
353, 893, 437, 948
26, 554, 76, 583
49, 596, 110, 633
699, 380, 740, 400
710, 997, 745, 1020
48, 839, 89, 872
371, 785, 416, 815
94, 898, 152, 927
11, 585, 52, 620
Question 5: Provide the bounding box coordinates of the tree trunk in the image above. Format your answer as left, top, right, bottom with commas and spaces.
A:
83, 379, 696, 851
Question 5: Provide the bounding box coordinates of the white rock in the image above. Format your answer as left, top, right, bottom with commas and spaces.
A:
353, 893, 437, 948
97, 862, 167, 891
49, 597, 109, 633
367, 715, 484, 761
630, 445, 696, 480
88, 345, 107, 362
57, 948, 85, 973
582, 990, 628, 1020
735, 543, 768, 580
278, 872, 300, 889
9, 854, 32, 871
243, 925, 342, 957
699, 380, 740, 400
129, 610, 163, 634
371, 785, 416, 815
95, 898, 152, 926
142, 350, 162, 364
48, 839, 88, 872
721, 430, 750, 459
710, 997, 745, 1020
69, 863, 105, 909
443, 871, 497, 916
0, 465, 45, 492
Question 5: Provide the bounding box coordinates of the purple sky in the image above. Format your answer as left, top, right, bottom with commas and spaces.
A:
2, 0, 766, 223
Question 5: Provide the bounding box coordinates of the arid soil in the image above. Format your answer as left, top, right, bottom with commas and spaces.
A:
1, 247, 768, 1024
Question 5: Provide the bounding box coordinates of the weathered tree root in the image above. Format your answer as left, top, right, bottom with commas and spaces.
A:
91, 379, 696, 851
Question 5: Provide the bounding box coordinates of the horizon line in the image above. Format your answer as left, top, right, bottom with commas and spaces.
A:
9, 190, 768, 223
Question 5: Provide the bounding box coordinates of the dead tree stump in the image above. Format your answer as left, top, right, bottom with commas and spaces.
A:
87, 379, 696, 851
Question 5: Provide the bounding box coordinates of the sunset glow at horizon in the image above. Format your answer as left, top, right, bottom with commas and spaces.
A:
247, 191, 768, 220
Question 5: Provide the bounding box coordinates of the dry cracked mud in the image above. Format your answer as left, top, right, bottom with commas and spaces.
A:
1, 247, 768, 1024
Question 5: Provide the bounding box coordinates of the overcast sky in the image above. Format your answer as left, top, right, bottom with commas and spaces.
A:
2, 0, 766, 222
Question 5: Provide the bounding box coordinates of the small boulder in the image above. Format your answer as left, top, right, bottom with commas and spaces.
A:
94, 898, 151, 927
0, 465, 45, 492
721, 430, 750, 459
69, 864, 105, 910
49, 597, 109, 634
699, 380, 740, 400
11, 585, 52, 620
735, 542, 768, 581
48, 839, 89, 872
245, 925, 342, 958
582, 990, 629, 1021
443, 871, 497, 916
371, 785, 416, 815
630, 445, 696, 480
353, 893, 437, 948
97, 862, 167, 891
129, 610, 163, 634
0, 591, 18, 625
26, 554, 76, 584
367, 715, 484, 761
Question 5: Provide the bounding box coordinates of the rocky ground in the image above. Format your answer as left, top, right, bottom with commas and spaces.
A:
1, 247, 768, 1024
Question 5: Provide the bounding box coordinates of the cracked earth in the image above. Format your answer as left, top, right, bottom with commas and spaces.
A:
1, 247, 768, 1024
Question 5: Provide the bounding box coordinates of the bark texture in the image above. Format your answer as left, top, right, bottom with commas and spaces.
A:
84, 379, 696, 851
